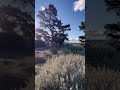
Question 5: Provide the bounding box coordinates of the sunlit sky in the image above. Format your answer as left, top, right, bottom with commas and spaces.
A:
35, 0, 85, 40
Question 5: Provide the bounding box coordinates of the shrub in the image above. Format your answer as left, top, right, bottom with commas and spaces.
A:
35, 54, 85, 90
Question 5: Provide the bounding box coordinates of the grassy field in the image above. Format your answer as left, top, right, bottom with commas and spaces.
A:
35, 54, 85, 90
34, 43, 120, 90
8, 41, 117, 90
35, 44, 85, 90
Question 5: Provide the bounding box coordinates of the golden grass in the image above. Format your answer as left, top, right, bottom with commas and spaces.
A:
35, 54, 85, 90
34, 44, 120, 90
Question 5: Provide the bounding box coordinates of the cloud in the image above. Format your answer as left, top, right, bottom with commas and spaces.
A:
73, 0, 85, 11
40, 6, 45, 11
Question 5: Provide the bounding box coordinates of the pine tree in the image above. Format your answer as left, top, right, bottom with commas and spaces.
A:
79, 22, 85, 46
36, 4, 71, 46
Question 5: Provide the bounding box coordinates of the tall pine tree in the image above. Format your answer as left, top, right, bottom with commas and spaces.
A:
36, 4, 71, 46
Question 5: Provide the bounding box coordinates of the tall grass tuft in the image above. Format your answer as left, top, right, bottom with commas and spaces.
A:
35, 54, 85, 90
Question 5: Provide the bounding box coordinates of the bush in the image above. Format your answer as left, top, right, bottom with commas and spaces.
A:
35, 54, 85, 90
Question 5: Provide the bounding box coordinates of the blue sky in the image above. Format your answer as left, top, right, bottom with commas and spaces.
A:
35, 0, 85, 40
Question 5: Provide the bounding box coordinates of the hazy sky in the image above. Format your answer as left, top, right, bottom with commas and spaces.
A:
35, 0, 85, 40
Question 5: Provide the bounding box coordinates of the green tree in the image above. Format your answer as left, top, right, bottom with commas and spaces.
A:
79, 22, 85, 46
36, 4, 71, 46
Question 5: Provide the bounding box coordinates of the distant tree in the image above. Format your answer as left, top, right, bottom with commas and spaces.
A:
36, 4, 71, 46
79, 22, 85, 46
104, 0, 120, 49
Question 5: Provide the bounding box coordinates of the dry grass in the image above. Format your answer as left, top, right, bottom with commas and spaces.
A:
34, 43, 120, 90
86, 65, 120, 90
35, 54, 85, 90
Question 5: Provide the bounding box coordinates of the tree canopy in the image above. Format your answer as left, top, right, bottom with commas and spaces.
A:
79, 22, 85, 46
36, 4, 71, 46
